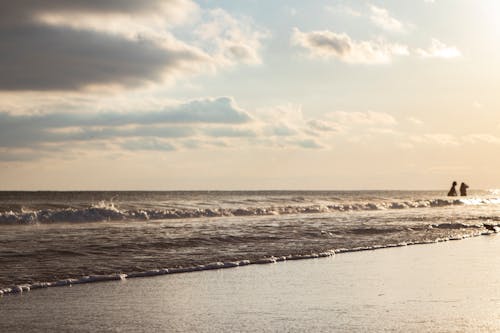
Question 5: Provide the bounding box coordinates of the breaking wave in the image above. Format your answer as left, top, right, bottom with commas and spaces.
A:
0, 198, 489, 224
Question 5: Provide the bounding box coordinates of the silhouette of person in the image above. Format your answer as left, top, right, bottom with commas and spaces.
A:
447, 181, 458, 196
460, 182, 469, 196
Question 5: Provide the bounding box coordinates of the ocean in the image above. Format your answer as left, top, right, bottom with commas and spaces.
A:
1, 190, 500, 296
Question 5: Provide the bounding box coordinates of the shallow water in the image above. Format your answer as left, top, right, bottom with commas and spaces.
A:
2, 235, 500, 332
1, 190, 500, 293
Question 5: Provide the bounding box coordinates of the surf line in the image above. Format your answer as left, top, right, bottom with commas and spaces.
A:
1, 227, 498, 297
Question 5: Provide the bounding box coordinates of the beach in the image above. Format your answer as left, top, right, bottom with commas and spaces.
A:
2, 234, 500, 332
2, 0, 498, 331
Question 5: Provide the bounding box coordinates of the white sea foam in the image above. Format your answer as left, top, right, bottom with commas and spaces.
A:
0, 197, 488, 225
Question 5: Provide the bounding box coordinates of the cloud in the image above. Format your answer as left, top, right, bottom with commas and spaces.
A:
203, 127, 257, 138
254, 104, 306, 137
195, 9, 268, 66
0, 97, 348, 160
4, 95, 451, 161
369, 5, 405, 32
307, 120, 342, 133
33, 0, 198, 32
0, 24, 208, 91
1, 97, 250, 128
120, 139, 176, 152
306, 110, 398, 142
0, 1, 198, 31
417, 38, 461, 58
255, 106, 400, 148
291, 28, 409, 64
0, 1, 266, 91
0, 97, 251, 148
0, 1, 209, 91
326, 111, 397, 126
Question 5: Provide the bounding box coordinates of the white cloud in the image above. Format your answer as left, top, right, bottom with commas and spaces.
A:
417, 38, 461, 58
195, 9, 269, 66
291, 28, 409, 64
369, 5, 405, 32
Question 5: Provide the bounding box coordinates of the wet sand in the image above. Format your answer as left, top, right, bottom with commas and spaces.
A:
2, 235, 500, 332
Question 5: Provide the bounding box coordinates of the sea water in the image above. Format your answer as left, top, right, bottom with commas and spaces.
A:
1, 190, 500, 295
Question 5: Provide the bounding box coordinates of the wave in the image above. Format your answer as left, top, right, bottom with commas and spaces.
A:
2, 226, 498, 297
1, 197, 498, 224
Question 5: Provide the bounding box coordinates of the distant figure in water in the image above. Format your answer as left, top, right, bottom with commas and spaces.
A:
447, 181, 458, 196
460, 182, 469, 196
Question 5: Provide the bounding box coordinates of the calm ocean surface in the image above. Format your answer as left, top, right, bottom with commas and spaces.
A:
1, 190, 500, 295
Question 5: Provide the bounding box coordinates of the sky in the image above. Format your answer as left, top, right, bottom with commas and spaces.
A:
1, 0, 500, 190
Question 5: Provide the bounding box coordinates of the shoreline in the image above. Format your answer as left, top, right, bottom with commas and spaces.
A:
3, 232, 500, 331
1, 228, 495, 297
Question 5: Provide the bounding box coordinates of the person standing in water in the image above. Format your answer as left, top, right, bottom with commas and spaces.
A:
447, 181, 458, 196
460, 182, 469, 196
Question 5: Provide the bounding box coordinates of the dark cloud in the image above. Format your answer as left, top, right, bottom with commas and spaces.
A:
307, 33, 352, 56
292, 28, 353, 58
3, 1, 164, 13
0, 0, 204, 90
0, 151, 44, 162
0, 24, 203, 91
0, 1, 185, 25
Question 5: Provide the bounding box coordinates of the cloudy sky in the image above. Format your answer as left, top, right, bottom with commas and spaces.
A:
1, 0, 499, 190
